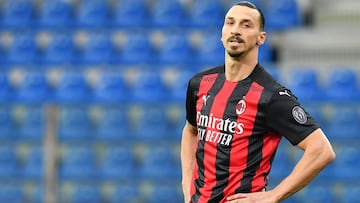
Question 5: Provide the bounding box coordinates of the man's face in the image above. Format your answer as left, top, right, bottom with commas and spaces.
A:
221, 5, 265, 58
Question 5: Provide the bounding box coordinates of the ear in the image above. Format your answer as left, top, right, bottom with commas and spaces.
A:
256, 31, 266, 45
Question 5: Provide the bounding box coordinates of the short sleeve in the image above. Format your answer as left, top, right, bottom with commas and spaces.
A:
267, 88, 320, 145
185, 79, 198, 127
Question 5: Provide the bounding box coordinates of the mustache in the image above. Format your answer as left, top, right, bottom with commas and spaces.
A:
227, 36, 244, 43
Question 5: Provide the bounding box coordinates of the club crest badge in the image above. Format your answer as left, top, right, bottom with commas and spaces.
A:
236, 98, 246, 115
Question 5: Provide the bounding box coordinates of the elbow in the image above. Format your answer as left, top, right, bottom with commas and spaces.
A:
325, 147, 336, 164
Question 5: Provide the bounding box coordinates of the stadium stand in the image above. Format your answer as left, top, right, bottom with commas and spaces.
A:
0, 0, 359, 202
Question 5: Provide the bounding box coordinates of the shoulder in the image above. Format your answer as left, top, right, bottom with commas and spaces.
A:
188, 65, 224, 87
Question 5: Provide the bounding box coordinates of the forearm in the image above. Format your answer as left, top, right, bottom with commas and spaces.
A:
181, 123, 197, 202
271, 129, 335, 202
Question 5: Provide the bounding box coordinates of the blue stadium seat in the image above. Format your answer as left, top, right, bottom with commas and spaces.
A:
169, 70, 193, 102
112, 0, 148, 28
110, 185, 141, 203
135, 106, 169, 140
95, 107, 129, 141
38, 0, 72, 28
16, 71, 50, 103
286, 68, 323, 102
324, 106, 360, 140
332, 146, 360, 180
148, 185, 182, 203
69, 185, 101, 203
342, 185, 360, 203
93, 73, 129, 103
80, 32, 113, 65
259, 38, 275, 63
151, 0, 185, 28
6, 33, 37, 65
0, 106, 15, 140
23, 146, 43, 180
100, 146, 136, 179
297, 185, 335, 203
189, 0, 224, 28
54, 71, 90, 103
76, 0, 108, 28
324, 68, 360, 101
157, 33, 192, 64
29, 185, 44, 203
0, 185, 24, 203
59, 147, 98, 180
2, 0, 33, 29
269, 143, 293, 179
131, 71, 167, 102
58, 106, 92, 141
196, 32, 224, 65
42, 33, 75, 65
120, 33, 153, 64
18, 105, 45, 140
0, 72, 13, 101
265, 0, 301, 31
0, 146, 19, 178
141, 146, 180, 180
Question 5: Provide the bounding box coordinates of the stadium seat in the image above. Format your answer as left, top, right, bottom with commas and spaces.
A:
23, 146, 43, 180
189, 0, 224, 28
80, 32, 113, 65
324, 106, 360, 140
0, 146, 19, 178
0, 185, 24, 203
100, 146, 136, 179
6, 33, 37, 65
112, 0, 148, 28
157, 33, 192, 64
131, 71, 167, 102
0, 106, 15, 140
38, 0, 72, 28
16, 71, 50, 103
342, 185, 360, 203
286, 68, 323, 102
150, 0, 185, 28
42, 33, 75, 65
265, 0, 301, 31
95, 107, 129, 141
54, 71, 90, 103
148, 185, 182, 203
93, 73, 128, 103
258, 38, 275, 62
135, 106, 169, 140
297, 185, 335, 203
0, 72, 13, 101
18, 105, 45, 140
2, 0, 33, 29
58, 106, 92, 141
168, 70, 193, 102
324, 68, 360, 101
196, 32, 224, 65
69, 185, 101, 203
110, 185, 141, 203
59, 147, 98, 180
76, 0, 108, 28
141, 146, 180, 180
120, 33, 153, 64
332, 146, 360, 180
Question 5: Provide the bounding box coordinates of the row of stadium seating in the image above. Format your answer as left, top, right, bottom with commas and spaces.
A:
0, 0, 300, 31
0, 30, 275, 65
0, 66, 359, 103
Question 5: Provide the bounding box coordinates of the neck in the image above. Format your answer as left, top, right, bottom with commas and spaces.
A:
224, 53, 258, 82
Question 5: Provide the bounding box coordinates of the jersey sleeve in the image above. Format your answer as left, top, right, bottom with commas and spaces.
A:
185, 78, 198, 127
266, 88, 320, 145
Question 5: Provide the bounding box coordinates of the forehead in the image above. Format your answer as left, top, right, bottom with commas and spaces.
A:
225, 5, 260, 22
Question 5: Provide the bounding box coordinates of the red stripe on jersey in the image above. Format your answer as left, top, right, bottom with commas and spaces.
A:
198, 81, 238, 203
223, 82, 264, 199
251, 131, 282, 192
191, 73, 219, 197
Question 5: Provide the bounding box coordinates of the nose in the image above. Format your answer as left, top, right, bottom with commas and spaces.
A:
230, 24, 242, 35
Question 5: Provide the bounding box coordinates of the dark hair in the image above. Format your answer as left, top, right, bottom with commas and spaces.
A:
234, 1, 265, 31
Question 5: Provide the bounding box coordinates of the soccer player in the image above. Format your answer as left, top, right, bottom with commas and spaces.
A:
180, 1, 336, 203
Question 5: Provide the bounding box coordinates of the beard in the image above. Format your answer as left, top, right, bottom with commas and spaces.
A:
227, 50, 244, 58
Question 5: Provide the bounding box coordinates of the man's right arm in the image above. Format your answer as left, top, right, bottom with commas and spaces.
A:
181, 121, 198, 203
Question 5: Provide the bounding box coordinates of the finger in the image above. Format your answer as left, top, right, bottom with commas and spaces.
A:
226, 193, 248, 200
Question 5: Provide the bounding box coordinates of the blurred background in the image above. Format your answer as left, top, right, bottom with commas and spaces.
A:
0, 0, 359, 202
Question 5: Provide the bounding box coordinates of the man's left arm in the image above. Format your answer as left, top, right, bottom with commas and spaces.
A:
225, 128, 336, 203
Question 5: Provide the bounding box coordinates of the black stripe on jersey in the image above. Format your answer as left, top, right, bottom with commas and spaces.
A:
192, 73, 226, 203
209, 80, 253, 202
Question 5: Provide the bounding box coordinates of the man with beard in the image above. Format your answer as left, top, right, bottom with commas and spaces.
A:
181, 1, 335, 203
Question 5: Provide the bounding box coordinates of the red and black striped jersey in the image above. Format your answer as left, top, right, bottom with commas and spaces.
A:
185, 64, 320, 203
